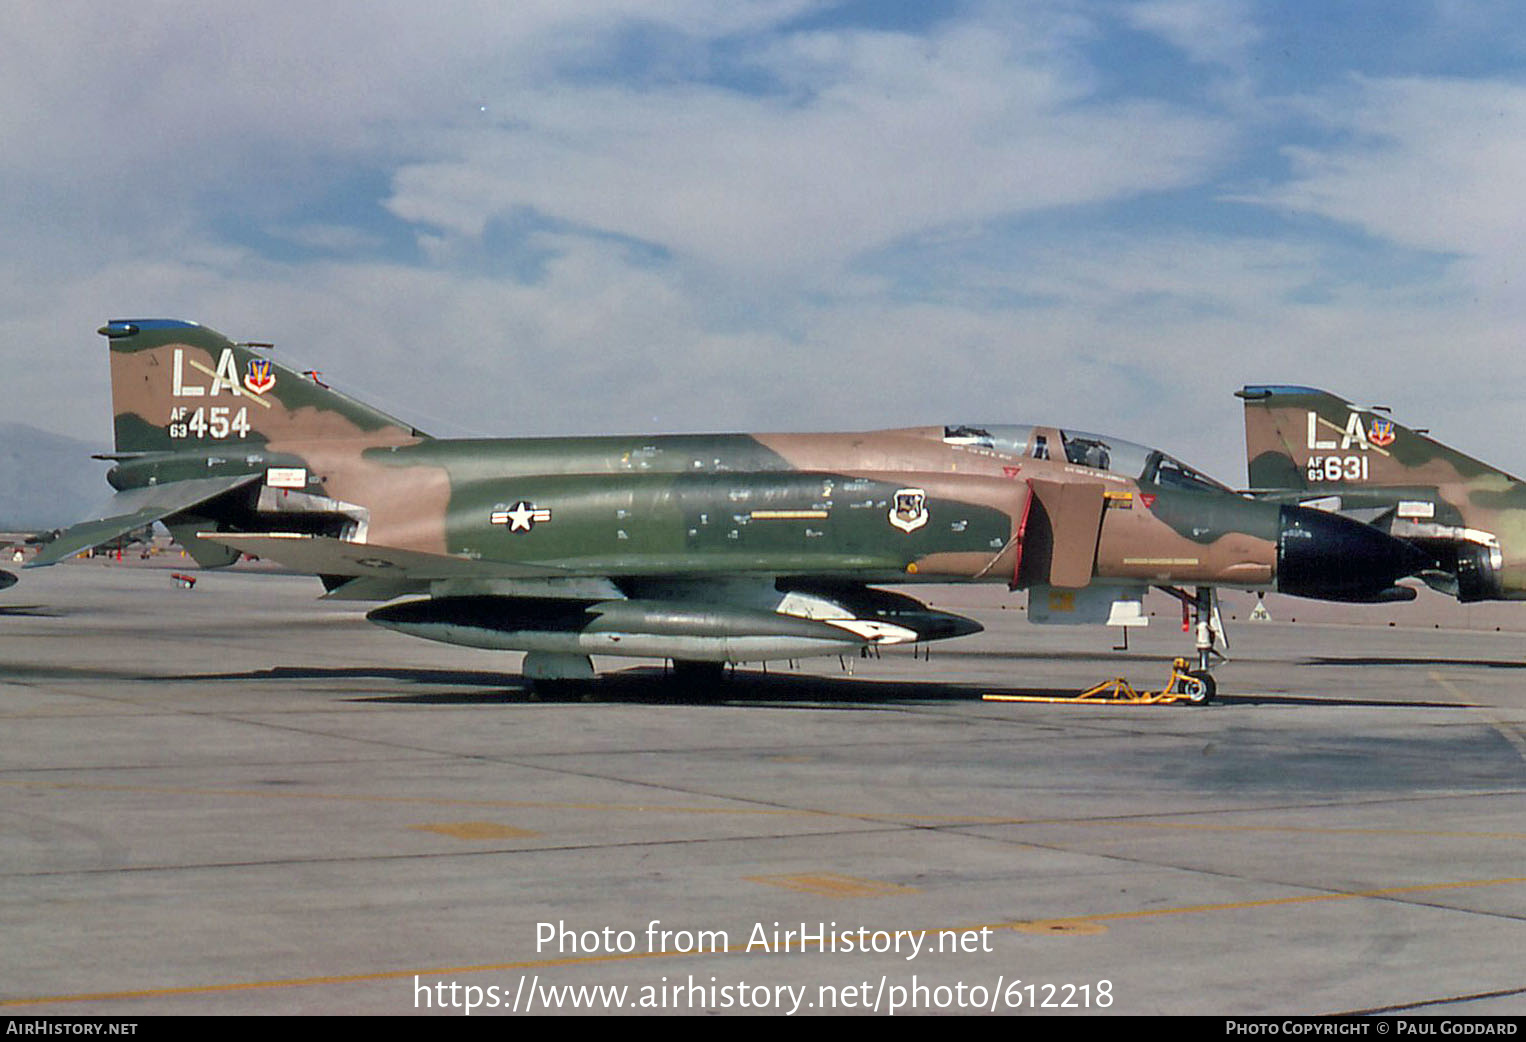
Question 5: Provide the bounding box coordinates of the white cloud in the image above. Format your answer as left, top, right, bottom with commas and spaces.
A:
1256, 77, 1526, 269
6, 1, 1526, 493
0, 1, 819, 255
1122, 0, 1262, 69
385, 20, 1231, 282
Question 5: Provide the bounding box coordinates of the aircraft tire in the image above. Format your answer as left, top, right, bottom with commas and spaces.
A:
1182, 671, 1216, 705
671, 660, 727, 687
528, 678, 594, 699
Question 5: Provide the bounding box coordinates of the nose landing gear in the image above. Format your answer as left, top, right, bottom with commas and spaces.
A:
1158, 585, 1226, 703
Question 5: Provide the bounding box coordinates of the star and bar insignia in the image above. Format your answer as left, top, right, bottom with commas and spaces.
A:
490, 502, 552, 532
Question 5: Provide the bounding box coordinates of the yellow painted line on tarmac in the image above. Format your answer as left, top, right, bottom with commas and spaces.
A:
0, 779, 816, 819
1011, 875, 1526, 927
975, 876, 1526, 939
743, 873, 919, 897
1038, 820, 1526, 841
408, 822, 540, 840
3, 779, 1525, 838
1431, 671, 1526, 763
0, 950, 679, 1008
7, 875, 1522, 1008
1011, 919, 1109, 935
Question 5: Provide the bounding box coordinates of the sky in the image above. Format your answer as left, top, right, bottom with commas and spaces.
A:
3, 0, 1526, 484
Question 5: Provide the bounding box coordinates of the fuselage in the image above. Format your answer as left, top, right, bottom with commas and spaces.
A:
105, 422, 1408, 599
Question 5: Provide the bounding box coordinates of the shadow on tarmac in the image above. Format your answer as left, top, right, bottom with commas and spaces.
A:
153, 663, 1474, 709
1304, 655, 1526, 670
0, 604, 62, 617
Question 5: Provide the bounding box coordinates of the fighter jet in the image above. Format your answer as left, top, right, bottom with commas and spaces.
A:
1239, 385, 1522, 601
30, 321, 1426, 698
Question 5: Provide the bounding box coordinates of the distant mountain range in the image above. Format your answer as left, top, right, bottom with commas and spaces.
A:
0, 423, 109, 530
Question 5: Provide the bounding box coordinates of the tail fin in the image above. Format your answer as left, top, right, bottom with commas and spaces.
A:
1238, 385, 1515, 491
102, 319, 427, 454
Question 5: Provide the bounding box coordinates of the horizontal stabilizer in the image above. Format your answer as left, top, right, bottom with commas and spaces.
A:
28, 473, 261, 567
202, 533, 568, 580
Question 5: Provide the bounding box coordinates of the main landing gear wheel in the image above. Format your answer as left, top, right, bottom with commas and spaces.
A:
671, 660, 727, 686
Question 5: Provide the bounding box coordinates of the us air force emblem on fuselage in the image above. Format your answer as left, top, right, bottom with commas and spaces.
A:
491, 502, 551, 532
889, 488, 928, 533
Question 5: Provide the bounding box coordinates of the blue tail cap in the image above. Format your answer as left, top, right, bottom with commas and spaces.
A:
1236, 385, 1327, 399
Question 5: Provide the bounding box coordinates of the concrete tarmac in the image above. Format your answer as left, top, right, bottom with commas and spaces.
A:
1, 561, 1523, 1016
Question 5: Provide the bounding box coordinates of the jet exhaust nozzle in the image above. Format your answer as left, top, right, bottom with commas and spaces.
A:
1454, 541, 1507, 603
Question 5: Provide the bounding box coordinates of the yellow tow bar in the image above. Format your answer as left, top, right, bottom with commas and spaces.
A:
982, 658, 1214, 706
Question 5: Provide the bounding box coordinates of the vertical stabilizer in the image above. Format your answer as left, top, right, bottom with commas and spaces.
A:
1237, 385, 1514, 491
102, 319, 426, 454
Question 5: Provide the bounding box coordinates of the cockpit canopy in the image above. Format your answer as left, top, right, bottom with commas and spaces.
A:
942, 424, 1230, 493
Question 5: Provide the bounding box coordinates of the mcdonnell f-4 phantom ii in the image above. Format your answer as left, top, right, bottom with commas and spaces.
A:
1240, 385, 1525, 603
32, 321, 1427, 699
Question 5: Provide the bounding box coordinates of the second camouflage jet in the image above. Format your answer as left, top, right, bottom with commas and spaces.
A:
33, 321, 1427, 697
1240, 385, 1526, 603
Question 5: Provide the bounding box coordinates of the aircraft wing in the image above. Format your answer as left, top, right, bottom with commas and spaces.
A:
28, 473, 262, 567
201, 533, 569, 580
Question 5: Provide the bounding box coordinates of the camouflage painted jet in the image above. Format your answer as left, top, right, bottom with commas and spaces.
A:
1240, 385, 1526, 602
31, 321, 1426, 698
